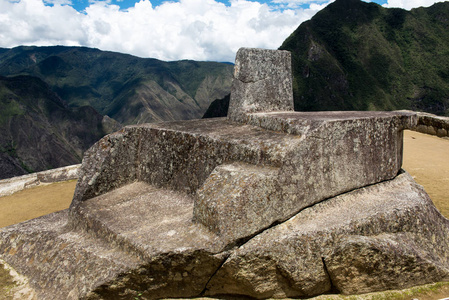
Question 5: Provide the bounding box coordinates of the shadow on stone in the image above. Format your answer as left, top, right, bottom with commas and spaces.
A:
0, 48, 448, 300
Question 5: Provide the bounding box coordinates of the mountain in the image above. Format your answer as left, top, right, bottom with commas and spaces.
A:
0, 75, 120, 179
0, 46, 233, 178
0, 46, 233, 125
278, 0, 449, 116
202, 94, 230, 118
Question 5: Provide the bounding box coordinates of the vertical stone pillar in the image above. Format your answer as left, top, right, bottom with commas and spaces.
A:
227, 48, 294, 122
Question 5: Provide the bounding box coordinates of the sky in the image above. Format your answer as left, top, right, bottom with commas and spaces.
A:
0, 0, 445, 62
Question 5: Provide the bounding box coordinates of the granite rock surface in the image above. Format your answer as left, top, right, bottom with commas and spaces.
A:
204, 172, 449, 298
415, 111, 449, 137
1, 48, 448, 299
71, 109, 416, 244
228, 48, 294, 122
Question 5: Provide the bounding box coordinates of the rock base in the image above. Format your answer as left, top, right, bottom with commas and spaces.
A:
1, 172, 448, 299
1, 48, 448, 299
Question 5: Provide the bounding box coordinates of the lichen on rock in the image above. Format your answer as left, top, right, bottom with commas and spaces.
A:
0, 48, 448, 300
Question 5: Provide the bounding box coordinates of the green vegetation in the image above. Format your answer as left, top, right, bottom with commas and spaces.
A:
279, 0, 449, 116
0, 263, 16, 300
0, 46, 233, 125
0, 46, 232, 178
312, 281, 449, 299
0, 84, 24, 126
0, 75, 111, 179
0, 142, 18, 160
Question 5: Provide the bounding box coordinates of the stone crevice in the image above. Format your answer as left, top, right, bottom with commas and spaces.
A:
237, 77, 267, 84
222, 219, 284, 252
198, 252, 232, 297
231, 170, 405, 252
321, 256, 338, 294
214, 169, 408, 259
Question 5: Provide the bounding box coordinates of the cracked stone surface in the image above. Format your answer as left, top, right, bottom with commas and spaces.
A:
70, 109, 416, 245
1, 171, 448, 299
1, 48, 448, 299
0, 211, 144, 299
204, 172, 449, 299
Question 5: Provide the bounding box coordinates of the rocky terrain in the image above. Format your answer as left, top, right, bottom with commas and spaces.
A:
2, 129, 449, 299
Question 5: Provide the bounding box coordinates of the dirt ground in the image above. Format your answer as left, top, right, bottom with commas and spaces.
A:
0, 180, 77, 228
0, 130, 448, 299
402, 130, 449, 218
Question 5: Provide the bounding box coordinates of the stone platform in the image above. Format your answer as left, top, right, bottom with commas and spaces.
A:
1, 48, 448, 299
71, 109, 416, 245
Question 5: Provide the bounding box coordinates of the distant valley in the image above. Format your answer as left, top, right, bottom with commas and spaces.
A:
3, 0, 449, 179
0, 46, 233, 178
0, 46, 233, 124
0, 75, 120, 178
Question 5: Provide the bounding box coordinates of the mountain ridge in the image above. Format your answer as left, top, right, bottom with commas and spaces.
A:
0, 46, 233, 178
204, 0, 449, 118
0, 46, 233, 125
0, 75, 121, 179
279, 0, 449, 115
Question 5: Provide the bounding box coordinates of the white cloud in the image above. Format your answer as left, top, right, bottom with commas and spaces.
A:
0, 0, 335, 62
78, 0, 326, 61
0, 0, 443, 62
271, 0, 331, 9
0, 0, 85, 47
383, 0, 441, 10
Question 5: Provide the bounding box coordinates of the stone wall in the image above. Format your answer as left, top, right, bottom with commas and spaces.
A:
413, 112, 449, 138
0, 164, 80, 197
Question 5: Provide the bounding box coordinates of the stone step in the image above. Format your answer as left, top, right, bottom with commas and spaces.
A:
67, 181, 237, 298
70, 181, 227, 260
71, 109, 417, 252
194, 162, 282, 244
72, 117, 300, 206
0, 210, 144, 299
1, 182, 234, 299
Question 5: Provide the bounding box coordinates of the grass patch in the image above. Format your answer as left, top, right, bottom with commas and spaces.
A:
0, 263, 16, 300
403, 130, 449, 218
311, 282, 449, 299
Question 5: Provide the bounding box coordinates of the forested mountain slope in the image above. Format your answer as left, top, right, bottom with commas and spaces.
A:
279, 0, 449, 115
0, 46, 233, 125
0, 46, 233, 178
0, 75, 120, 179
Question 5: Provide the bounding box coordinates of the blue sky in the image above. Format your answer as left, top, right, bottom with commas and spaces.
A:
0, 0, 443, 62
67, 0, 390, 12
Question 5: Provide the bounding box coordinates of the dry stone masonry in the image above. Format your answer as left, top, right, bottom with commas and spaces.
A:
415, 111, 449, 137
0, 164, 80, 197
1, 48, 449, 299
